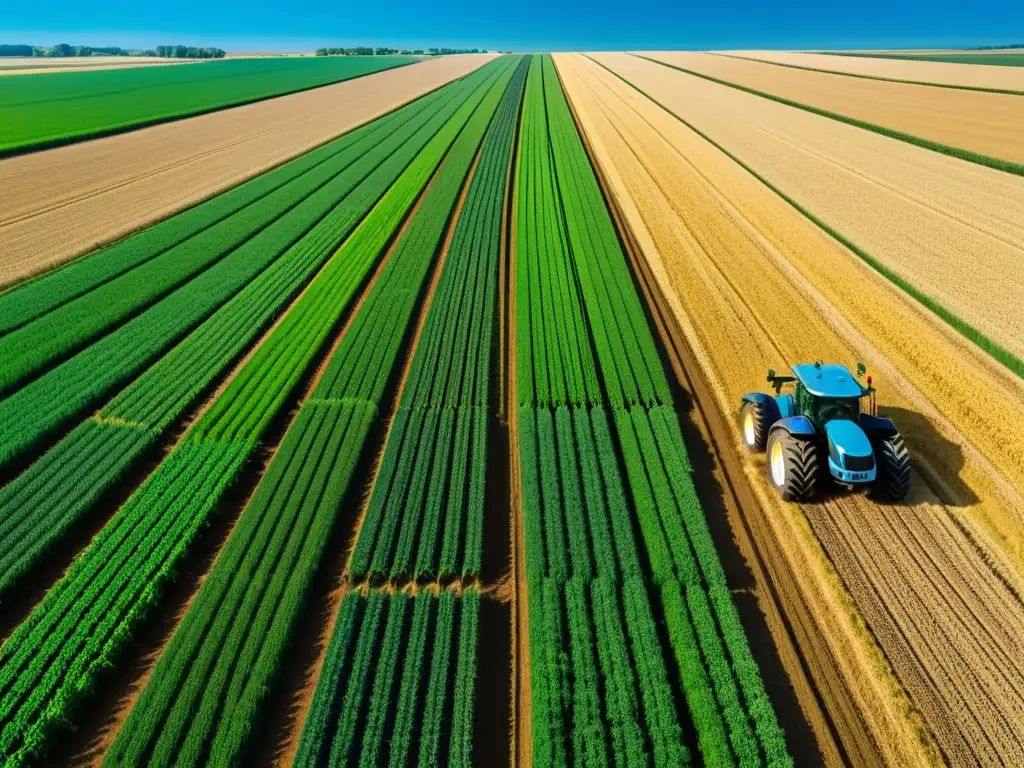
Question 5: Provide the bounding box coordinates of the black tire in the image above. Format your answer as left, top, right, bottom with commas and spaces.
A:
875, 432, 911, 501
766, 430, 819, 502
741, 401, 775, 452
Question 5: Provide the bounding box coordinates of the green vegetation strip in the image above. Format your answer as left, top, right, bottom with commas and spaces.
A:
0, 83, 452, 396
0, 57, 513, 767
294, 589, 479, 768
592, 56, 1024, 382
103, 58, 519, 767
633, 53, 1024, 177
0, 65, 493, 477
517, 55, 790, 767
0, 68, 490, 601
0, 55, 418, 156
708, 52, 1024, 96
348, 57, 529, 584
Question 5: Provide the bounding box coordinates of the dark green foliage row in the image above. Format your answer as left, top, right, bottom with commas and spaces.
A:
0, 64, 502, 602
0, 87, 432, 332
0, 57, 514, 767
0, 67, 465, 400
348, 55, 530, 583
517, 56, 791, 766
0, 55, 418, 155
0, 81, 448, 390
99, 57, 520, 767
293, 589, 479, 768
0, 62, 494, 476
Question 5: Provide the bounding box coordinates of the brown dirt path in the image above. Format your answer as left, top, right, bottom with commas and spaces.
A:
0, 54, 497, 288
639, 51, 1024, 164
718, 50, 1024, 91
0, 57, 194, 76
554, 51, 1024, 766
589, 52, 1024, 372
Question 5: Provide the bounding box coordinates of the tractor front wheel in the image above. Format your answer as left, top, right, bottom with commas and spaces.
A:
766, 430, 819, 502
741, 401, 774, 452
875, 433, 911, 501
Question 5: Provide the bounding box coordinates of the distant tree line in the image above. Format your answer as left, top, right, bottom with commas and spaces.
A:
152, 45, 226, 59
0, 43, 225, 58
315, 46, 483, 57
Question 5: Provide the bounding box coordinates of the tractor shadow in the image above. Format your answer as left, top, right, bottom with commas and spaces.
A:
873, 405, 977, 507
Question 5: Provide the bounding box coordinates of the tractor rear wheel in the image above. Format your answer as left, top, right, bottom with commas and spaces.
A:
766, 430, 819, 501
741, 401, 773, 452
875, 433, 911, 501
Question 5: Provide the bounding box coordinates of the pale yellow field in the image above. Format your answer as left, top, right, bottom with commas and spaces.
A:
556, 50, 1024, 765
590, 52, 1024, 370
722, 50, 1024, 90
639, 51, 1024, 164
0, 56, 192, 76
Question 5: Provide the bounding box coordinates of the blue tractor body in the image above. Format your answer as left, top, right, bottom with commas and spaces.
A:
740, 362, 910, 501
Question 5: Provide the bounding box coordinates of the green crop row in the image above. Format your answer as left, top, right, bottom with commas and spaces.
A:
0, 64, 496, 476
0, 83, 439, 331
0, 55, 418, 156
0, 82, 450, 396
295, 589, 479, 768
516, 56, 791, 767
99, 57, 520, 767
0, 58, 514, 766
0, 64, 501, 601
348, 55, 530, 583
515, 57, 600, 410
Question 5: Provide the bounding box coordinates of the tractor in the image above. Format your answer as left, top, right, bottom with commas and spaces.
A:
740, 362, 910, 502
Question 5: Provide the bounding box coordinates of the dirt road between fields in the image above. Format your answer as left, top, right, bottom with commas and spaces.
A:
0, 54, 496, 288
557, 51, 1024, 766
639, 51, 1024, 164
720, 50, 1024, 91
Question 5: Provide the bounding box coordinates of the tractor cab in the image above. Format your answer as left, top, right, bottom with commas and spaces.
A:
740, 361, 910, 502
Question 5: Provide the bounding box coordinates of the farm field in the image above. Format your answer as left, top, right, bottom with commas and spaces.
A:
590, 52, 1024, 377
638, 51, 1024, 164
723, 50, 1024, 90
1, 32, 1023, 768
0, 55, 418, 155
0, 53, 496, 287
830, 50, 1024, 67
556, 50, 1024, 765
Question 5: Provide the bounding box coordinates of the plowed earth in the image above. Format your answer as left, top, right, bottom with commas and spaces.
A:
640, 51, 1024, 164
721, 50, 1024, 91
0, 54, 496, 288
556, 51, 1024, 767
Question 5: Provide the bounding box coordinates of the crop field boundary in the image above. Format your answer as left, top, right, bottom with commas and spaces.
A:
0, 58, 421, 160
590, 56, 1024, 384
705, 52, 1024, 96
557, 57, 896, 766
0, 62, 486, 297
632, 54, 1024, 177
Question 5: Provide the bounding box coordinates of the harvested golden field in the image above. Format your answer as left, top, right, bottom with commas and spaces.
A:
556, 50, 1024, 766
0, 53, 496, 287
639, 51, 1024, 164
723, 49, 1024, 90
590, 52, 1024, 373
0, 56, 192, 76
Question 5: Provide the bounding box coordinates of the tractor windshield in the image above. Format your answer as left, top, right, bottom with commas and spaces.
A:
813, 396, 860, 427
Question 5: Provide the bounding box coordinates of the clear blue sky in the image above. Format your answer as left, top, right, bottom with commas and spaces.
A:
2, 0, 1022, 52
